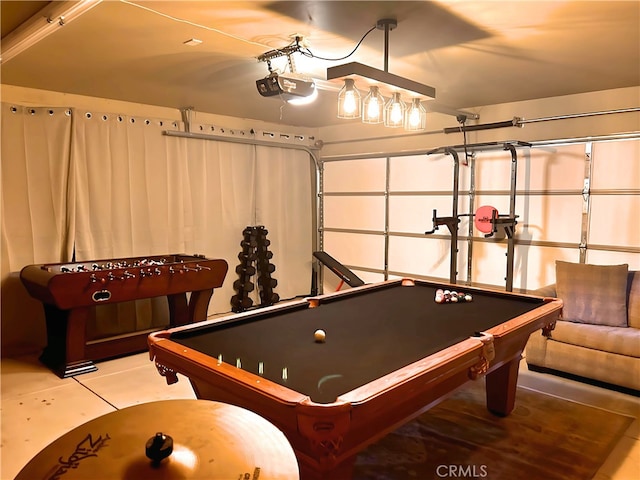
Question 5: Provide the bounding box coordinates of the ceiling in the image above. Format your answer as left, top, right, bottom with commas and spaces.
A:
1, 1, 639, 128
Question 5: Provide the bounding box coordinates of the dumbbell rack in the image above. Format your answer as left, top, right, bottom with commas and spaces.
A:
231, 226, 279, 313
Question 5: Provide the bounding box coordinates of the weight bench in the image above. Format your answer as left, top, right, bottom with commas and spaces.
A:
313, 251, 365, 290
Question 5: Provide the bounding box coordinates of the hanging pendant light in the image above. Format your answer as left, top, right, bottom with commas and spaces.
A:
362, 86, 384, 124
405, 98, 427, 131
337, 78, 361, 118
328, 19, 438, 128
384, 92, 405, 128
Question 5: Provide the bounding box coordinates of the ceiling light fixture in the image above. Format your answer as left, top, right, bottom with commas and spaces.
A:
327, 18, 436, 131
362, 86, 384, 124
385, 92, 406, 128
0, 0, 102, 65
337, 79, 361, 118
405, 98, 427, 131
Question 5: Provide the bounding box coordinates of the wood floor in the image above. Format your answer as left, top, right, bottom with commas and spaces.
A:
1, 352, 638, 479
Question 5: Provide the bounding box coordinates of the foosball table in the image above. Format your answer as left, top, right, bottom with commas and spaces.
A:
20, 254, 228, 377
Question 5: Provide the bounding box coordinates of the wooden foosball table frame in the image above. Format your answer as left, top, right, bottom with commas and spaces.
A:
20, 254, 228, 377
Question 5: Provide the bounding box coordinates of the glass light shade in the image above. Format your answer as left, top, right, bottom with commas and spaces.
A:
384, 92, 406, 128
362, 86, 384, 124
405, 98, 426, 131
337, 78, 361, 118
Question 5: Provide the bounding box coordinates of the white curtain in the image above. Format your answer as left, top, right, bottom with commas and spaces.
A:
2, 104, 314, 352
182, 136, 257, 313
72, 113, 189, 337
182, 135, 314, 310
255, 145, 313, 299
73, 113, 188, 258
1, 104, 73, 353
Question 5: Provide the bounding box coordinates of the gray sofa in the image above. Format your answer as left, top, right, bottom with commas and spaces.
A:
525, 262, 640, 393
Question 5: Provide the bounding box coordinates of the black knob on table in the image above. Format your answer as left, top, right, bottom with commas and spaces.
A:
145, 432, 173, 463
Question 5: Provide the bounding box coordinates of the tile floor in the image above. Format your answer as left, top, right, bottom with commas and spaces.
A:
1, 353, 639, 480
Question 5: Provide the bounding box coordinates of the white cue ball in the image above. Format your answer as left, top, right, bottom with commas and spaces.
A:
314, 329, 326, 342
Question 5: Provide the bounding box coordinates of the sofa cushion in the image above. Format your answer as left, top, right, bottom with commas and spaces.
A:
556, 261, 628, 327
628, 271, 640, 329
550, 321, 640, 358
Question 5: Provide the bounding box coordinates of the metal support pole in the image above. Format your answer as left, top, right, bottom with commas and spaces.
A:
384, 156, 391, 280
466, 153, 476, 284
504, 143, 518, 292
579, 142, 593, 263
383, 23, 389, 72
424, 148, 461, 284
376, 18, 397, 73
180, 107, 194, 133
450, 148, 460, 285
312, 159, 325, 295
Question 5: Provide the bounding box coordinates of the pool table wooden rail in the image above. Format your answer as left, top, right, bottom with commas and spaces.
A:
148, 279, 562, 479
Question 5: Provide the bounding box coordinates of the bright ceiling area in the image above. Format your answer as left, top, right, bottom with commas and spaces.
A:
1, 1, 639, 128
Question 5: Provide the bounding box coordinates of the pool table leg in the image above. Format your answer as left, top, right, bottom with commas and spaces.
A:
485, 355, 522, 416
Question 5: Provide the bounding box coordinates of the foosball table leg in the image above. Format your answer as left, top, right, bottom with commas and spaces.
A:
40, 305, 97, 378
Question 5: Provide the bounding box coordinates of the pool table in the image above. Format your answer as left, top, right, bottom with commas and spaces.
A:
148, 278, 561, 480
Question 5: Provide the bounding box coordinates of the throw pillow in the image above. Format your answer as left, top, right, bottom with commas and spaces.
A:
627, 271, 640, 329
555, 261, 628, 327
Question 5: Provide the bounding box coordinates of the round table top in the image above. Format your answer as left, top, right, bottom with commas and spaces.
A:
15, 399, 299, 480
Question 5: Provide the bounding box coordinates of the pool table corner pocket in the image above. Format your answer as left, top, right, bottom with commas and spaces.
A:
468, 332, 496, 380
